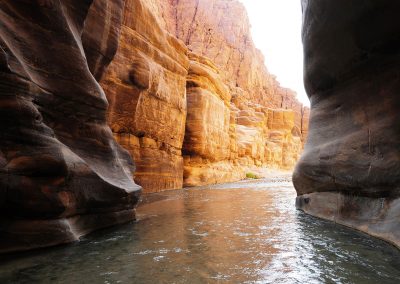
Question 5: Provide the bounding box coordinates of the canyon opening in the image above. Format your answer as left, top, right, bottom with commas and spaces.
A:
1, 0, 400, 283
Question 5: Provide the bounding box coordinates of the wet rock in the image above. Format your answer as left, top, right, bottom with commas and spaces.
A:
294, 0, 400, 248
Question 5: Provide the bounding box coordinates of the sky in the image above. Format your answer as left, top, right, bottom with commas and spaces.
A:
238, 0, 309, 106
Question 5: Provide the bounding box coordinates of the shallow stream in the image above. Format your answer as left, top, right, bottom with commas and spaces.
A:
1, 176, 400, 283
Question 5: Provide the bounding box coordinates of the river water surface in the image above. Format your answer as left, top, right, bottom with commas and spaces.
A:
1, 176, 400, 283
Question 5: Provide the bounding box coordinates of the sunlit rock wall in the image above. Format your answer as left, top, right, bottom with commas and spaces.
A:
99, 0, 309, 191
173, 0, 307, 114
173, 0, 307, 182
294, 0, 400, 248
100, 0, 189, 193
182, 51, 303, 186
183, 53, 244, 186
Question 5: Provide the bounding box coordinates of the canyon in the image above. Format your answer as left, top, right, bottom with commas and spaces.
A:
0, 0, 399, 265
0, 0, 307, 253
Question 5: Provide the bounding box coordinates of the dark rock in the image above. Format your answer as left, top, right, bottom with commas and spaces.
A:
0, 0, 141, 253
294, 0, 400, 248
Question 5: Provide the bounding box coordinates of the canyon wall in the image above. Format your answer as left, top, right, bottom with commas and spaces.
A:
101, 0, 309, 192
0, 0, 141, 253
183, 52, 243, 186
294, 0, 400, 248
177, 0, 308, 186
100, 0, 189, 192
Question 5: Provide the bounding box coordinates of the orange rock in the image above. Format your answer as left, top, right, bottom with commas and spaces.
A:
100, 0, 309, 189
100, 0, 189, 193
183, 53, 242, 185
184, 53, 231, 162
177, 0, 309, 185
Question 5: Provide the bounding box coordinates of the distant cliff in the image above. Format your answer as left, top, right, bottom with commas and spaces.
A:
101, 0, 309, 192
0, 0, 141, 253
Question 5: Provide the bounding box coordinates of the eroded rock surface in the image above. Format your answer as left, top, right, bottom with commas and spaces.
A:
173, 0, 305, 111
96, 0, 308, 191
174, 0, 306, 185
183, 53, 244, 186
294, 0, 400, 248
100, 0, 189, 193
0, 0, 141, 253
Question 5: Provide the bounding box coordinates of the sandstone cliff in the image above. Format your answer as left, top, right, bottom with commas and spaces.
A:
174, 0, 307, 186
294, 0, 400, 248
100, 0, 309, 192
100, 0, 189, 192
183, 52, 244, 186
172, 0, 305, 114
0, 0, 141, 253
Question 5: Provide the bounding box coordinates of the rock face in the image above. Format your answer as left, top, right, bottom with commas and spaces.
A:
0, 0, 309, 231
0, 0, 141, 253
100, 0, 189, 193
173, 0, 303, 109
183, 55, 303, 185
174, 0, 306, 185
97, 0, 308, 192
183, 53, 244, 186
294, 0, 400, 248
83, 0, 309, 192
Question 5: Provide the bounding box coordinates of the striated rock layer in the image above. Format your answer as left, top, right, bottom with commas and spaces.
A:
183, 52, 244, 186
173, 0, 307, 186
98, 0, 309, 192
173, 0, 306, 113
182, 51, 303, 186
294, 0, 400, 248
0, 0, 141, 253
100, 0, 189, 193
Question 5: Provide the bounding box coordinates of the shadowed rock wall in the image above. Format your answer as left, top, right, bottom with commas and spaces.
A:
0, 0, 141, 253
294, 0, 400, 248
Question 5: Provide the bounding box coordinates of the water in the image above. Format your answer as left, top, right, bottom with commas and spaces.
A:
1, 176, 400, 283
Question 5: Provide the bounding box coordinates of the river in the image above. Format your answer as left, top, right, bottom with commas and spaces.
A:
1, 175, 400, 283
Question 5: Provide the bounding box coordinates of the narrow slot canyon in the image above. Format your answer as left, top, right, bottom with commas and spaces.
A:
1, 0, 400, 283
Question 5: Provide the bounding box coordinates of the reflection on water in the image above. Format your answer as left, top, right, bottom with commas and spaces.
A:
1, 177, 400, 283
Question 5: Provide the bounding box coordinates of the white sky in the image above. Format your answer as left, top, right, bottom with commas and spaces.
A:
238, 0, 309, 106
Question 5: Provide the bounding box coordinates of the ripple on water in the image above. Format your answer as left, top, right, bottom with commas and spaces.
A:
1, 178, 400, 283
